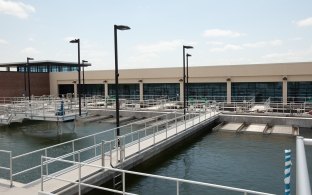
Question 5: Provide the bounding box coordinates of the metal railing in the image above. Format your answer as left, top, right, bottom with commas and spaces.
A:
40, 156, 274, 195
0, 150, 12, 187
296, 136, 312, 195
0, 101, 216, 186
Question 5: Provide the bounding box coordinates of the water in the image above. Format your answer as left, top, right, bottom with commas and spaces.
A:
1, 120, 312, 194
0, 119, 142, 183
88, 128, 312, 195
0, 120, 116, 155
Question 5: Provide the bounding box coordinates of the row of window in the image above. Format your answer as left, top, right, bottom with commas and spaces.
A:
17, 65, 77, 73
58, 82, 312, 101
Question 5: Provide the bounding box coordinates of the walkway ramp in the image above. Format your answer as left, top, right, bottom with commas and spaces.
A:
0, 110, 220, 195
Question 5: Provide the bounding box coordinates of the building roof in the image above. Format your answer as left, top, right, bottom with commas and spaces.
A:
0, 60, 91, 67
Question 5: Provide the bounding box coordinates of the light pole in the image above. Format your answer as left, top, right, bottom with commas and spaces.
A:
114, 24, 131, 137
82, 60, 88, 104
69, 39, 81, 116
27, 57, 34, 101
23, 64, 26, 96
183, 45, 193, 116
186, 53, 192, 108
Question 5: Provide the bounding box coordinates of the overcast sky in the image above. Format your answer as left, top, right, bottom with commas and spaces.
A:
0, 0, 312, 70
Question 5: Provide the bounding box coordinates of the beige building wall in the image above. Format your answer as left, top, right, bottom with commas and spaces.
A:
50, 62, 312, 99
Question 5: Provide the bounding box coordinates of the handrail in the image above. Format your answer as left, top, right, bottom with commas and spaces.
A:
0, 150, 12, 187
9, 107, 214, 183
41, 156, 275, 195
296, 136, 312, 195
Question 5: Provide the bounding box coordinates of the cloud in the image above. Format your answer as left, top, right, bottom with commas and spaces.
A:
0, 0, 35, 19
262, 48, 312, 62
209, 44, 243, 52
203, 29, 245, 38
21, 47, 39, 55
243, 40, 283, 48
296, 17, 312, 27
206, 41, 224, 46
0, 39, 8, 44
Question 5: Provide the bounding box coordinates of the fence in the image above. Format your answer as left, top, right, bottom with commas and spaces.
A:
40, 155, 274, 195
0, 101, 216, 186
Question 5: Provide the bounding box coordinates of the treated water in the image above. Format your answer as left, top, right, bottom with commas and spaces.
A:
88, 128, 312, 195
0, 119, 142, 183
1, 120, 312, 194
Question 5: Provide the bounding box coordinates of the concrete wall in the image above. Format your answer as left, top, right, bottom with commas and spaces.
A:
0, 72, 50, 97
220, 114, 312, 128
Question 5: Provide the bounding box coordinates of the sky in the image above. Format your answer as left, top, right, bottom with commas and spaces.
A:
0, 0, 312, 70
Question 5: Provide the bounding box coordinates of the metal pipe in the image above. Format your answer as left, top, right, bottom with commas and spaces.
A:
296, 136, 311, 195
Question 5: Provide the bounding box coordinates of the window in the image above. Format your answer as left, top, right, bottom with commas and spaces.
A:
232, 82, 282, 102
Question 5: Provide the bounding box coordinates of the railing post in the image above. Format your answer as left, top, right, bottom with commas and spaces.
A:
131, 123, 133, 142
138, 131, 141, 152
101, 140, 105, 167
176, 180, 179, 195
72, 141, 75, 162
93, 135, 97, 157
122, 172, 126, 194
9, 151, 12, 188
166, 121, 168, 139
41, 156, 44, 191
45, 149, 48, 176
175, 115, 178, 134
109, 142, 112, 165
153, 126, 155, 144
78, 153, 81, 195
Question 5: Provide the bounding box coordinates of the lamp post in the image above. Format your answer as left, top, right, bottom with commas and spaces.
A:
183, 45, 193, 116
27, 57, 34, 101
82, 60, 88, 105
69, 38, 81, 116
23, 64, 26, 96
114, 24, 131, 137
186, 53, 192, 108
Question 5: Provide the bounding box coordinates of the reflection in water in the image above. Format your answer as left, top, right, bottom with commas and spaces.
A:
88, 128, 312, 195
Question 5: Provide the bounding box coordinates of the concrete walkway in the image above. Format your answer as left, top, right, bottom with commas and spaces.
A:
1, 111, 219, 195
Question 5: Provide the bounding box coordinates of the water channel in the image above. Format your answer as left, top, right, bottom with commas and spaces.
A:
1, 119, 312, 194
88, 127, 312, 195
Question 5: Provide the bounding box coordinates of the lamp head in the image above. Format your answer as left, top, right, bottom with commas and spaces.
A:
69, 39, 79, 43
82, 60, 88, 63
27, 57, 34, 61
183, 45, 193, 49
186, 54, 192, 57
115, 25, 131, 30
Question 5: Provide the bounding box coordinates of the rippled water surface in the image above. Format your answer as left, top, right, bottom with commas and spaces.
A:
89, 128, 312, 195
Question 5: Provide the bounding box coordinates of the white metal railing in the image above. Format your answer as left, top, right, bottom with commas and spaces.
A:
0, 150, 12, 187
296, 136, 312, 195
0, 102, 217, 186
40, 156, 274, 195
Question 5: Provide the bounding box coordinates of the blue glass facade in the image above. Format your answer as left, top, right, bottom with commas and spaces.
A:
80, 84, 104, 96
108, 84, 139, 97
144, 83, 180, 99
188, 83, 226, 97
17, 65, 77, 73
288, 82, 312, 98
232, 82, 282, 102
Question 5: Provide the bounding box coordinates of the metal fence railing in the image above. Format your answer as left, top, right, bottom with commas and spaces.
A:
0, 101, 216, 186
40, 155, 274, 195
